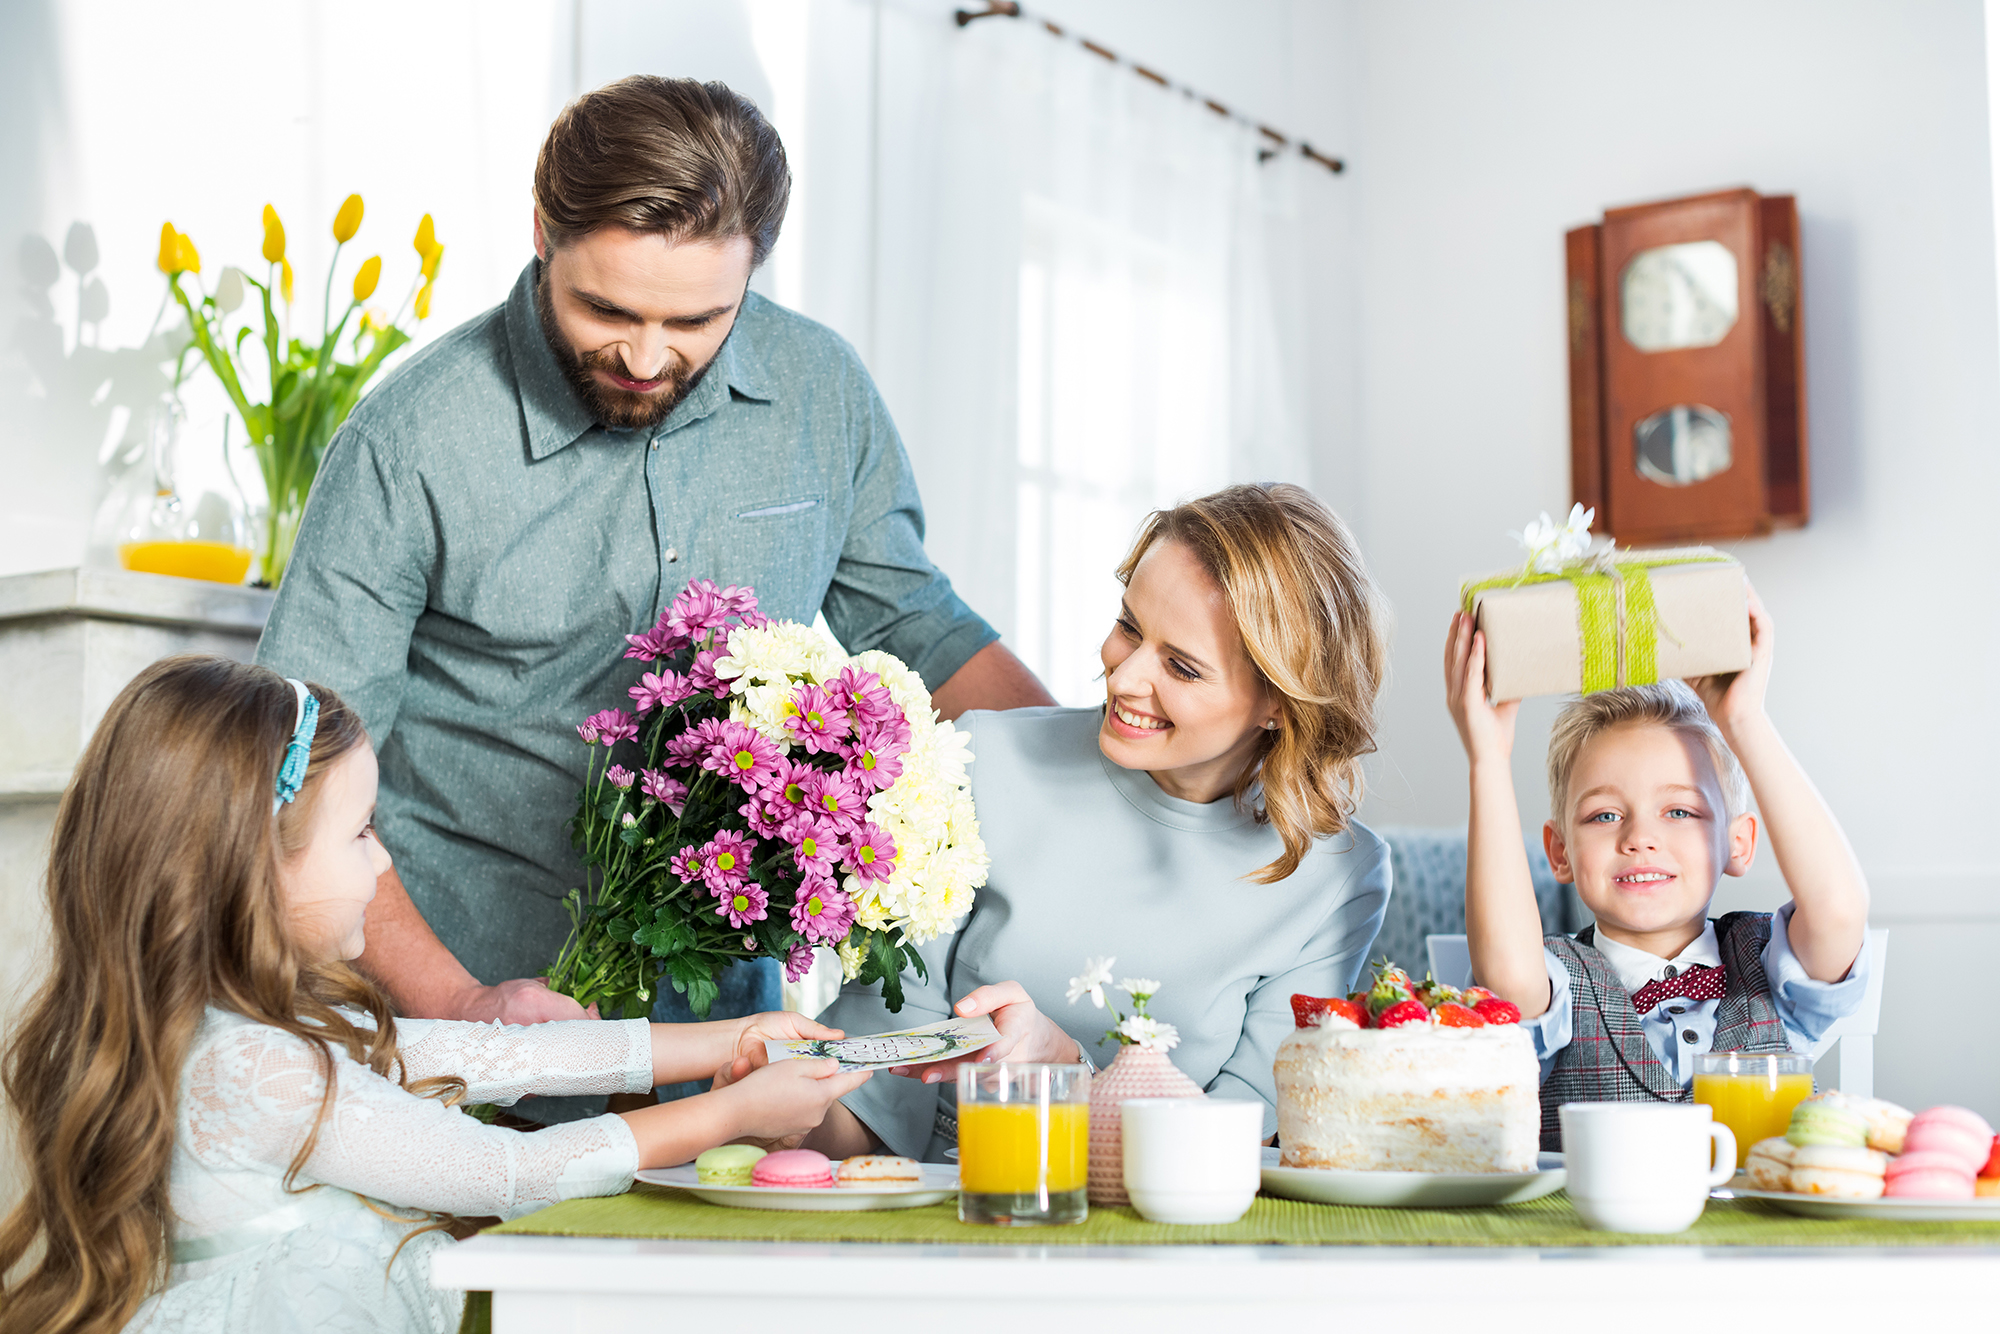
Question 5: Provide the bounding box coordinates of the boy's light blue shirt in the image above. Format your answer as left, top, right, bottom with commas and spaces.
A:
1526, 902, 1871, 1085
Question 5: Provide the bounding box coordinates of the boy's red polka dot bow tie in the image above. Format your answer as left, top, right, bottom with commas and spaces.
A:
1629, 963, 1726, 1015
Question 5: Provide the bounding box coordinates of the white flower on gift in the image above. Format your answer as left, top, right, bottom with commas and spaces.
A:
1117, 978, 1161, 1001
1116, 1014, 1180, 1053
1513, 503, 1596, 574
1067, 955, 1115, 1008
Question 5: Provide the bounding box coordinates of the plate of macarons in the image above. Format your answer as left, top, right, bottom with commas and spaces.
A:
636, 1147, 959, 1211
1723, 1092, 2000, 1222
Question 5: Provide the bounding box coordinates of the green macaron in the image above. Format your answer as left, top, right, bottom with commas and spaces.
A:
1786, 1102, 1867, 1149
695, 1144, 768, 1185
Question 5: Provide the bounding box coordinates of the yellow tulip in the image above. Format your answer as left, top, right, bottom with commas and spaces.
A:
414, 279, 434, 320
352, 255, 381, 302
174, 232, 201, 275
261, 204, 286, 264
281, 257, 295, 304
157, 222, 179, 273
413, 213, 435, 258
360, 307, 388, 335
422, 242, 445, 283
333, 193, 364, 243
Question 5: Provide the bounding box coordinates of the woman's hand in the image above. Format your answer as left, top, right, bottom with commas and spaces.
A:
891, 982, 1080, 1084
1445, 611, 1519, 764
713, 1058, 873, 1145
1690, 581, 1773, 742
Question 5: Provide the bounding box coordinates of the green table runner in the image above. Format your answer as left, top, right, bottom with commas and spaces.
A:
485, 1184, 2000, 1249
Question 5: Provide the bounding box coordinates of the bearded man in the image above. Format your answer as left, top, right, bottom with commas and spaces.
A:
256, 77, 1049, 1101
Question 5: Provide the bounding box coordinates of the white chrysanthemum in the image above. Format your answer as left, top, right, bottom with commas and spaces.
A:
837, 938, 865, 981
1067, 956, 1115, 1008
1118, 978, 1162, 999
850, 649, 935, 719
1117, 1014, 1180, 1052
717, 623, 835, 692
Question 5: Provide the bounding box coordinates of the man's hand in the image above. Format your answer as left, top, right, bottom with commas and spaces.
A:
1690, 581, 1774, 741
891, 981, 1078, 1084
1445, 610, 1519, 764
454, 977, 598, 1024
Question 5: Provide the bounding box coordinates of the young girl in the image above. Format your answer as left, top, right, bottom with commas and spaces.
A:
0, 655, 867, 1334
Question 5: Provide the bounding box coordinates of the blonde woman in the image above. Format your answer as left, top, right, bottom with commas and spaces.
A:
808, 483, 1393, 1159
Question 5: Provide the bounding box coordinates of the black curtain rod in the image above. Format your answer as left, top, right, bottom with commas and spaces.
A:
953, 1, 1345, 174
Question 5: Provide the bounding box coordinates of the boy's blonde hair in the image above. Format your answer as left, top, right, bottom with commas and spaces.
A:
1546, 681, 1749, 824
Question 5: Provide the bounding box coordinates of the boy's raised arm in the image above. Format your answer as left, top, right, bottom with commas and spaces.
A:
1691, 585, 1868, 982
1446, 613, 1555, 1016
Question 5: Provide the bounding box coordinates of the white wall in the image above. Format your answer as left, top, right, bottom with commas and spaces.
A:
1344, 0, 2000, 1118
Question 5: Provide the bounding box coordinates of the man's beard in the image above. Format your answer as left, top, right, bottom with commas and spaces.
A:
536, 264, 714, 431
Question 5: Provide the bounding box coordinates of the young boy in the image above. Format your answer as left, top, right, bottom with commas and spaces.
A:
1444, 585, 1871, 1148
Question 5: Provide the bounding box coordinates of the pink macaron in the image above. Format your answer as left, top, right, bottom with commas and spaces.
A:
1903, 1106, 1997, 1173
1883, 1149, 1976, 1200
751, 1148, 835, 1189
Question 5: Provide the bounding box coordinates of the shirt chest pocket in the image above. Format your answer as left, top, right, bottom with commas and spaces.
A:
718, 494, 838, 623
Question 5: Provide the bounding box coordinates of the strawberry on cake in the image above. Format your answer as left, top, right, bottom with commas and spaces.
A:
1276, 960, 1541, 1173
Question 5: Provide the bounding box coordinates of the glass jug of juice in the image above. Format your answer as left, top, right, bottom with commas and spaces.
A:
1692, 1051, 1815, 1167
956, 1063, 1090, 1225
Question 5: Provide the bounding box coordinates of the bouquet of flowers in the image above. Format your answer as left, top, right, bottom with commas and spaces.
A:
544, 579, 988, 1018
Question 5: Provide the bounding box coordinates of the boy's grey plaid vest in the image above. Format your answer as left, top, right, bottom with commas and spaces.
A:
1540, 911, 1789, 1151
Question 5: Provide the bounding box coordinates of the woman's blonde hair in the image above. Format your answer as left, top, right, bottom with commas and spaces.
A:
0, 655, 460, 1334
1116, 483, 1387, 883
1545, 681, 1749, 825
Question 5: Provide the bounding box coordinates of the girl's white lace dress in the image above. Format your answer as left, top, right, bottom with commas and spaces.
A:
127, 1006, 655, 1333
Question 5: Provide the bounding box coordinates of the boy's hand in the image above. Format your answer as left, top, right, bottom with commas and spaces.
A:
1445, 611, 1520, 763
1690, 581, 1773, 739
718, 1057, 873, 1144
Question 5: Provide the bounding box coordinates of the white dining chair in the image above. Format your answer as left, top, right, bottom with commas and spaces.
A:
1422, 930, 1890, 1096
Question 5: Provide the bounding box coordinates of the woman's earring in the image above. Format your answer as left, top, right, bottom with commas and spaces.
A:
1263, 720, 1279, 731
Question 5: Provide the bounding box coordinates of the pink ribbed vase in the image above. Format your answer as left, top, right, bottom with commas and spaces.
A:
1087, 1044, 1205, 1205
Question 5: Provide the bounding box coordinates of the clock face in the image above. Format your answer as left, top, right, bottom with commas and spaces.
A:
1634, 404, 1733, 486
1618, 240, 1739, 352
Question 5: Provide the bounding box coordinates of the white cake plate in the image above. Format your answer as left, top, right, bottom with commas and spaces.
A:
1258, 1147, 1566, 1208
634, 1162, 958, 1212
1725, 1183, 2000, 1223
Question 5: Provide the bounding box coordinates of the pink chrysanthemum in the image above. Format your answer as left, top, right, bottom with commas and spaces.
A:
700, 830, 757, 894
844, 716, 912, 792
782, 812, 844, 875
789, 877, 858, 944
665, 581, 735, 642
832, 666, 900, 726
700, 720, 781, 793
801, 769, 867, 831
762, 757, 817, 813
641, 769, 688, 815
739, 794, 786, 839
782, 682, 851, 754
669, 845, 708, 886
783, 939, 815, 984
843, 822, 899, 884
579, 708, 638, 747
714, 883, 769, 929
687, 644, 732, 699
661, 728, 709, 770
605, 765, 635, 790
629, 669, 694, 715
623, 623, 689, 661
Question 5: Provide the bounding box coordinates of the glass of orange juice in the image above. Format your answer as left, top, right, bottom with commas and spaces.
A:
956, 1063, 1090, 1225
1692, 1051, 1815, 1167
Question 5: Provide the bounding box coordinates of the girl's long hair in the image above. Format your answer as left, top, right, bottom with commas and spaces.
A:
0, 655, 459, 1334
1117, 484, 1388, 883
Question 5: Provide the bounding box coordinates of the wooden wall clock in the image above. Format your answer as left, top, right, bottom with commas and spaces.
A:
1566, 188, 1808, 544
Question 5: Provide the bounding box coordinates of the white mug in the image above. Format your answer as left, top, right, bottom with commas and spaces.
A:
1120, 1097, 1263, 1225
1559, 1101, 1736, 1233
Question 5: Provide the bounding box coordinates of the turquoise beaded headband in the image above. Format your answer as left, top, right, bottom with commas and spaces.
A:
272, 678, 320, 816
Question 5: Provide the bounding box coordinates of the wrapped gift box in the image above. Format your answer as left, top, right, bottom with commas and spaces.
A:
1462, 550, 1751, 702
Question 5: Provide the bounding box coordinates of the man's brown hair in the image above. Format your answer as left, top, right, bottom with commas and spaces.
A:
534, 75, 790, 264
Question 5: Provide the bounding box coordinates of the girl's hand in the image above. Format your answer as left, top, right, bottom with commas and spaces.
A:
1690, 581, 1773, 739
1445, 611, 1519, 764
717, 1057, 873, 1144
891, 982, 1078, 1085
732, 1011, 843, 1071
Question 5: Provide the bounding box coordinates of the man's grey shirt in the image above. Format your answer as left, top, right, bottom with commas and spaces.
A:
257, 260, 996, 987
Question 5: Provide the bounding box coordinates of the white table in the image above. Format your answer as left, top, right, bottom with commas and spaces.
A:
435, 1234, 1999, 1330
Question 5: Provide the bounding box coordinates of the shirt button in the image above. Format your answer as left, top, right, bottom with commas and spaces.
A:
1664, 965, 1679, 978
664, 548, 679, 563
1669, 1005, 1686, 1015
1681, 1029, 1699, 1044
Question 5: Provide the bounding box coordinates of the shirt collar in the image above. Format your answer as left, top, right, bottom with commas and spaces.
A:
1592, 921, 1722, 996
503, 261, 775, 462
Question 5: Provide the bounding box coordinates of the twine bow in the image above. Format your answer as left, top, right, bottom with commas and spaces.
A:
1461, 544, 1729, 694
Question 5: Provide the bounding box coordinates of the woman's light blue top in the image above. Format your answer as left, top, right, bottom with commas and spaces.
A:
824, 706, 1392, 1159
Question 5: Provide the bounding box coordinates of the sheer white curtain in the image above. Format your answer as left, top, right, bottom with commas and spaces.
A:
860, 7, 1310, 705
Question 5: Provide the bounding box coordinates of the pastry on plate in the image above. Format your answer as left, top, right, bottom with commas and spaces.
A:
1902, 1106, 1996, 1174
1800, 1091, 1913, 1154
751, 1148, 836, 1189
836, 1155, 923, 1189
1883, 1149, 1976, 1200
1787, 1143, 1887, 1198
695, 1144, 766, 1186
1784, 1101, 1867, 1149
1744, 1137, 1798, 1191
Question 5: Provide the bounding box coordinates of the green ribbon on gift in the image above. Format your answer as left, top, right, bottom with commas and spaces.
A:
1460, 547, 1729, 695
